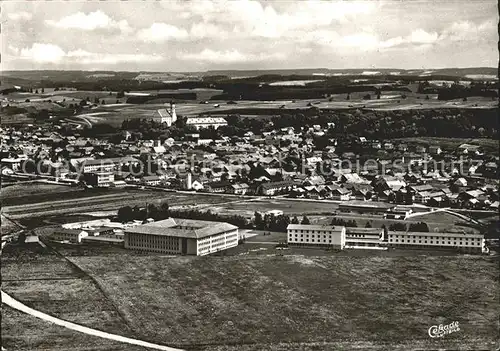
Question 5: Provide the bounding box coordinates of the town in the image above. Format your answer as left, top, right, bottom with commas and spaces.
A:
1, 92, 498, 256
1, 1, 499, 349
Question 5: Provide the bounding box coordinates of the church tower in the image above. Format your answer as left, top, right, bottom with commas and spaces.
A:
170, 102, 177, 124
156, 102, 177, 126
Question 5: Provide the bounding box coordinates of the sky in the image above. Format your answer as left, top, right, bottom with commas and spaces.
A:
2, 0, 498, 71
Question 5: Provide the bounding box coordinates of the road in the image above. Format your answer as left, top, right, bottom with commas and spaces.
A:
1, 290, 183, 351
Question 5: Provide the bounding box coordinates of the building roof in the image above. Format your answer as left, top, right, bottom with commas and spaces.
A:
126, 218, 238, 239
346, 227, 383, 234
287, 224, 344, 231
389, 231, 484, 238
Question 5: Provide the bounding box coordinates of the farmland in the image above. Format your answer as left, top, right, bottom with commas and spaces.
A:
0, 243, 146, 351
63, 94, 499, 127
1, 187, 236, 220
2, 240, 498, 350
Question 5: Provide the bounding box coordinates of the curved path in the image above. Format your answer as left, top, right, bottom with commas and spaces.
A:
1, 291, 184, 351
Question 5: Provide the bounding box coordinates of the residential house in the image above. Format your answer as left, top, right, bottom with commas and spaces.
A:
230, 183, 249, 195
206, 181, 231, 193
428, 145, 442, 155
257, 180, 296, 196
141, 175, 162, 187
331, 187, 351, 201
383, 142, 395, 151
397, 144, 408, 152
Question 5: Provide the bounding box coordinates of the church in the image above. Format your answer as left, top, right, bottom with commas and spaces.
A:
155, 102, 177, 126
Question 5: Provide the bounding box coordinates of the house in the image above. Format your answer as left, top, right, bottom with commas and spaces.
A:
141, 175, 162, 186
383, 142, 394, 150
84, 171, 115, 187
453, 177, 468, 187
339, 173, 366, 184
397, 144, 408, 152
415, 145, 427, 154
414, 191, 445, 204
331, 187, 351, 201
458, 143, 482, 155
1, 157, 23, 171
51, 229, 89, 243
350, 185, 373, 201
206, 181, 231, 193
428, 146, 442, 155
230, 183, 249, 195
190, 180, 204, 191
256, 180, 296, 196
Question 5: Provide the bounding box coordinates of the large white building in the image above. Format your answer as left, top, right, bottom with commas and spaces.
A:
124, 218, 238, 255
186, 116, 227, 130
345, 227, 385, 249
386, 231, 488, 254
157, 103, 177, 126
287, 224, 346, 250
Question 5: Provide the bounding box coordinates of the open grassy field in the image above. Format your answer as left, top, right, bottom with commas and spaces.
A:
1, 243, 148, 351
1, 182, 82, 206
2, 241, 498, 350
2, 186, 235, 220
67, 254, 498, 350
209, 198, 340, 218
57, 92, 497, 127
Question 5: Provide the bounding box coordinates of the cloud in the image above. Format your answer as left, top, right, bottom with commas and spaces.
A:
189, 22, 229, 40
410, 29, 439, 44
45, 10, 132, 32
137, 23, 189, 42
178, 49, 285, 64
20, 43, 66, 63
18, 43, 163, 64
8, 11, 33, 21
439, 20, 496, 42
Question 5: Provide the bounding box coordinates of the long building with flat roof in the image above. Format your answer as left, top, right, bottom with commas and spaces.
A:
124, 218, 238, 256
286, 224, 346, 250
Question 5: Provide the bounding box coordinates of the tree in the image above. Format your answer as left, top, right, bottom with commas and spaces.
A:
363, 94, 371, 100
117, 206, 133, 222
346, 93, 350, 100
41, 87, 45, 93
101, 100, 106, 105
301, 215, 310, 225
291, 216, 300, 224
409, 222, 430, 232
35, 89, 39, 94
389, 223, 407, 231
254, 211, 264, 229
117, 91, 125, 98
365, 221, 372, 228
146, 203, 158, 219
94, 97, 99, 104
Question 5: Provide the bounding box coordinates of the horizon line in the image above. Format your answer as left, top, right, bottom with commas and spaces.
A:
1, 66, 498, 74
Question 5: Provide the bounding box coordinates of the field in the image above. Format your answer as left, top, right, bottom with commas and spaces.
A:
1, 243, 147, 351
1, 186, 235, 221
2, 240, 498, 350
11, 93, 491, 128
